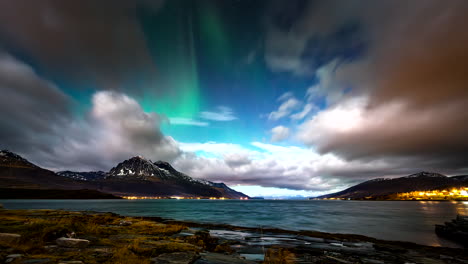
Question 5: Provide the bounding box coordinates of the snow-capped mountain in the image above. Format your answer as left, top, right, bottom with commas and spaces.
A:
403, 171, 446, 178
0, 150, 248, 198
57, 171, 107, 181
104, 156, 247, 198
107, 156, 192, 181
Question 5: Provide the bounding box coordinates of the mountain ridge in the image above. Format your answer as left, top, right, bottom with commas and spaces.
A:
316, 171, 468, 199
0, 150, 248, 199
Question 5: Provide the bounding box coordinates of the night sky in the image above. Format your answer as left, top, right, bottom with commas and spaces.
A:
1, 0, 467, 197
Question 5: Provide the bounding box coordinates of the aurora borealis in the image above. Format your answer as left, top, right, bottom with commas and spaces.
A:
1, 0, 468, 197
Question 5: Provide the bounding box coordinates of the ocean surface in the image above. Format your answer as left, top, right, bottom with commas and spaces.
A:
1, 199, 466, 247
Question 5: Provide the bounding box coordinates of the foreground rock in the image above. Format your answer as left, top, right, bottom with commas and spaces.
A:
195, 253, 257, 264
151, 251, 199, 264
435, 215, 468, 247
5, 254, 23, 263
0, 233, 21, 245
56, 237, 90, 248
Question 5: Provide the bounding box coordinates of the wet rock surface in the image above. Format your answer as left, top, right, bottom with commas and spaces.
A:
0, 233, 21, 245
56, 237, 90, 248
194, 252, 257, 264
151, 251, 199, 264
436, 215, 468, 247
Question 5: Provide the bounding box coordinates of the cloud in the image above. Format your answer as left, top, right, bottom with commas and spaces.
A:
297, 96, 468, 171
0, 0, 164, 89
224, 153, 252, 168
0, 54, 181, 171
174, 140, 418, 194
268, 97, 301, 120
47, 91, 181, 171
264, 0, 468, 172
290, 103, 316, 120
169, 117, 209, 127
200, 106, 237, 121
178, 142, 253, 158
271, 126, 290, 142
277, 92, 294, 101
0, 51, 72, 157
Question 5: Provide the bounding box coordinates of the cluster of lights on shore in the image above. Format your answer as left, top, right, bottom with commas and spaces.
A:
314, 187, 468, 200
122, 196, 250, 200
396, 187, 468, 200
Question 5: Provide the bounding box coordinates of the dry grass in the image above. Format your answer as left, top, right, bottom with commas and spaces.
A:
106, 246, 151, 264
0, 209, 191, 262
130, 220, 186, 235
127, 237, 199, 257
263, 248, 296, 264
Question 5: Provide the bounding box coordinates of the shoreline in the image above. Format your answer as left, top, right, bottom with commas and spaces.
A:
0, 209, 467, 264
1, 199, 466, 248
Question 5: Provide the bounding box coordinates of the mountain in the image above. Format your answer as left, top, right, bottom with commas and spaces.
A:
0, 150, 249, 199
0, 150, 119, 199
108, 157, 194, 182
99, 156, 248, 199
317, 171, 468, 200
0, 150, 39, 169
0, 150, 87, 189
196, 180, 248, 199
57, 171, 107, 181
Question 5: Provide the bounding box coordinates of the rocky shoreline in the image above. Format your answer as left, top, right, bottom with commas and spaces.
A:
0, 209, 467, 264
436, 215, 468, 248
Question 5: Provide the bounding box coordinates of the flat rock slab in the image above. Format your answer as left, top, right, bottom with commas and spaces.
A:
151, 252, 199, 264
194, 253, 257, 264
0, 233, 21, 244
56, 237, 90, 248
21, 259, 51, 264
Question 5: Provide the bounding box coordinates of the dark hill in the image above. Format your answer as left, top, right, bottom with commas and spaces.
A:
317, 172, 468, 199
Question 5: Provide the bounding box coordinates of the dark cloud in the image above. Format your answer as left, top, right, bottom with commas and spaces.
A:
0, 0, 164, 89
0, 51, 72, 156
224, 153, 252, 168
276, 0, 468, 172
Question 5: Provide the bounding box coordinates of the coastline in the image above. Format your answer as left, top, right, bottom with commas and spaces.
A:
0, 209, 467, 264
1, 199, 465, 248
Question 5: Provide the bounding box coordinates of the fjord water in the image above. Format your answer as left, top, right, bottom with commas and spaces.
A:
2, 199, 466, 247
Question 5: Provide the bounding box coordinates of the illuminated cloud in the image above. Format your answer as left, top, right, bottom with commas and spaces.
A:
290, 103, 316, 121
268, 97, 301, 121
200, 106, 237, 121
271, 126, 290, 142
0, 55, 181, 171
49, 91, 182, 171
174, 140, 412, 195
170, 117, 209, 127
266, 0, 468, 173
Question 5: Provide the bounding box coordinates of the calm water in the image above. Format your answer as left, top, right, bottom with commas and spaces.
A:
1, 199, 467, 247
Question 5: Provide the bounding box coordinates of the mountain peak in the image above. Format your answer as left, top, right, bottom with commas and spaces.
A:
404, 171, 446, 178
129, 155, 152, 162
0, 150, 38, 169
108, 156, 159, 178
153, 160, 175, 171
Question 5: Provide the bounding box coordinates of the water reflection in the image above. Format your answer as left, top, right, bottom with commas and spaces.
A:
416, 201, 467, 247
456, 201, 468, 216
